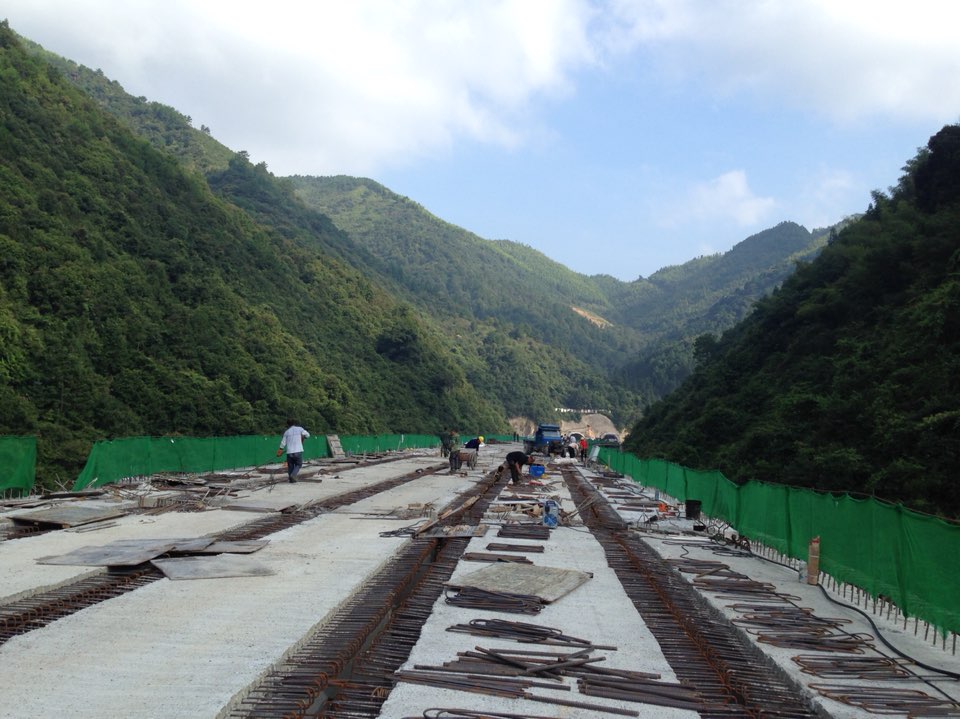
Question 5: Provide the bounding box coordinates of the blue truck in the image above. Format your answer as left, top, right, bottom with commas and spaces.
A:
524, 423, 564, 456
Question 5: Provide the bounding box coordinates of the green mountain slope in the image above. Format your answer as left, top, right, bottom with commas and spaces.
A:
626, 124, 960, 517
609, 222, 829, 400
20, 34, 235, 177
287, 175, 646, 423
288, 176, 830, 419
14, 22, 836, 442
0, 23, 503, 485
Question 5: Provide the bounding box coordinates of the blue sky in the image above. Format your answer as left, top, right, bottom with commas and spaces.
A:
4, 1, 959, 279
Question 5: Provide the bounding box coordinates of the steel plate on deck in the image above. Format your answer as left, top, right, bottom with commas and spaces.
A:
37, 538, 181, 566
9, 505, 129, 528
192, 540, 269, 554
151, 555, 275, 580
446, 563, 592, 603
221, 498, 299, 513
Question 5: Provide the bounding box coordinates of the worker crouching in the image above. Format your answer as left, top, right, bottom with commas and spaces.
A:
504, 451, 530, 484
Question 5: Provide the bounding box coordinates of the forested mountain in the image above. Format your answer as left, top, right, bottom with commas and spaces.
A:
0, 23, 503, 483
288, 177, 830, 415
608, 222, 830, 400
6, 22, 838, 489
287, 175, 645, 419
22, 27, 830, 424
626, 125, 960, 518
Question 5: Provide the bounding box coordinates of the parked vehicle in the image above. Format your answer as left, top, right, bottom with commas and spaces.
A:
524, 423, 564, 455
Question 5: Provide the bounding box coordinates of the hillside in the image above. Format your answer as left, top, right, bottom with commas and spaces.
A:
289, 176, 830, 414
609, 222, 830, 400
6, 22, 850, 484
0, 24, 504, 485
626, 124, 960, 517
21, 28, 830, 424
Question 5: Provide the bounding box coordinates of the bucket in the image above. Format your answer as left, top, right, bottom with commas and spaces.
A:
528, 464, 545, 478
685, 499, 702, 520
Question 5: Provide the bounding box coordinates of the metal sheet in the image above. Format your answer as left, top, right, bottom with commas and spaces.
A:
446, 563, 592, 603
37, 538, 180, 566
151, 555, 275, 580
222, 498, 299, 513
168, 538, 217, 553
193, 540, 269, 554
9, 505, 129, 528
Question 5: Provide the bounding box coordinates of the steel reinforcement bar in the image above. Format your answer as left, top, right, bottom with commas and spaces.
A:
561, 467, 823, 719
0, 460, 448, 646
225, 466, 511, 719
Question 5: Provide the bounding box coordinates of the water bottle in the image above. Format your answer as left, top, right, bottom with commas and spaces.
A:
542, 499, 559, 527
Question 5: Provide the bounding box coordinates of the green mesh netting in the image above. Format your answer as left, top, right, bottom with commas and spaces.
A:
72, 433, 446, 491
599, 448, 960, 634
339, 434, 438, 455
73, 435, 328, 490
0, 436, 36, 495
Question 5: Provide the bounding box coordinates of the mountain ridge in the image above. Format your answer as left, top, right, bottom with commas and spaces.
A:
625, 124, 960, 517
6, 21, 838, 488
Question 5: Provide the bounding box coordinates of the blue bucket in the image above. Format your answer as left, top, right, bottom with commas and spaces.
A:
529, 464, 545, 478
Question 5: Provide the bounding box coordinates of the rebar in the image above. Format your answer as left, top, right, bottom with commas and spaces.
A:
562, 466, 821, 719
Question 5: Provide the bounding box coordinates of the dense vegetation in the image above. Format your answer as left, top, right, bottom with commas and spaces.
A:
626, 125, 960, 518
604, 221, 828, 400
289, 177, 829, 422
287, 176, 645, 422
27, 28, 827, 425
0, 24, 502, 484
5, 23, 843, 493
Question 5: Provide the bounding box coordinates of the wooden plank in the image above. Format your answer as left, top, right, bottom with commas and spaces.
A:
326, 434, 345, 458
417, 524, 489, 538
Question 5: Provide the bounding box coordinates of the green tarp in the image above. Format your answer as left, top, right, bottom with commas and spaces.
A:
339, 434, 438, 455
72, 433, 446, 491
599, 448, 960, 635
73, 435, 328, 490
0, 436, 36, 495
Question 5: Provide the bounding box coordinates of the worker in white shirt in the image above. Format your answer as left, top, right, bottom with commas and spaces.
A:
278, 418, 310, 482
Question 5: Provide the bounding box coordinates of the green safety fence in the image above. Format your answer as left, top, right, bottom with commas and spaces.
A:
0, 436, 36, 495
452, 434, 514, 443
339, 434, 439, 454
72, 433, 449, 491
74, 435, 331, 490
598, 448, 960, 635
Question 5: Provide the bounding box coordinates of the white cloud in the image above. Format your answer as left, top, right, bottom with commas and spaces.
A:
601, 0, 960, 124
688, 170, 776, 226
4, 0, 598, 175
792, 166, 862, 229
6, 0, 959, 178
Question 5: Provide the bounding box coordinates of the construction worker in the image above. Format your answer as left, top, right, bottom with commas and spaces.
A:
278, 418, 310, 483
504, 450, 529, 484
439, 429, 453, 457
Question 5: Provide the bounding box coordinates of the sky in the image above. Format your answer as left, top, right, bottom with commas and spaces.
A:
4, 1, 960, 280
